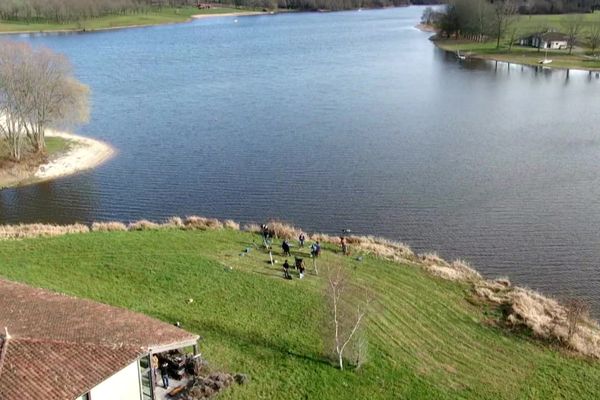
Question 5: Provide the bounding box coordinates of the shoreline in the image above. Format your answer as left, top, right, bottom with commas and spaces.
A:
0, 10, 269, 36
415, 24, 600, 72
0, 131, 115, 189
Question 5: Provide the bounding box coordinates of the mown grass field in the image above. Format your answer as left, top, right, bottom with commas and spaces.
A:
0, 229, 598, 399
516, 13, 600, 35
0, 7, 247, 33
434, 13, 600, 70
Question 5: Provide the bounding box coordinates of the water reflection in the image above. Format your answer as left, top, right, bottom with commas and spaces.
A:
0, 174, 99, 224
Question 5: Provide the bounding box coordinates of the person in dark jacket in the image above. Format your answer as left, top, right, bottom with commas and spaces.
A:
283, 259, 292, 279
160, 362, 169, 388
282, 240, 291, 257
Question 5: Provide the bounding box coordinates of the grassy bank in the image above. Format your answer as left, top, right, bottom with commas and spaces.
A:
434, 39, 600, 70
0, 225, 598, 399
431, 13, 600, 70
0, 7, 251, 34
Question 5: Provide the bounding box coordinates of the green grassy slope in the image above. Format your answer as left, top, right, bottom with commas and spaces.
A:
0, 7, 246, 33
0, 229, 598, 399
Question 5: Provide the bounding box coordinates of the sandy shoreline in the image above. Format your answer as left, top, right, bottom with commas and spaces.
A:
35, 130, 115, 181
0, 130, 115, 189
191, 11, 269, 20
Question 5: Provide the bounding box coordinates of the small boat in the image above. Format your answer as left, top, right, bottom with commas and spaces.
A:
539, 49, 552, 64
456, 50, 466, 60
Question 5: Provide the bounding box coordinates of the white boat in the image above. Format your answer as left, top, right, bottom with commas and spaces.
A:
539, 49, 552, 64
456, 50, 466, 60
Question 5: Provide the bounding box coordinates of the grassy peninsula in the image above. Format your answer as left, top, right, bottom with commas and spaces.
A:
429, 13, 600, 71
0, 7, 251, 34
0, 221, 599, 399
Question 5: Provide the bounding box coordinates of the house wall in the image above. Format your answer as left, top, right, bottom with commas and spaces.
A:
88, 361, 142, 400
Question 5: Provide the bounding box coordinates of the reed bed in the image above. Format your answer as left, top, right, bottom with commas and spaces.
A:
0, 223, 89, 239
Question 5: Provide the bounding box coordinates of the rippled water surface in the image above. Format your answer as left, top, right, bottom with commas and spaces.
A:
2, 7, 600, 310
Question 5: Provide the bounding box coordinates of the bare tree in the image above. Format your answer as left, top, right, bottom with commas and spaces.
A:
0, 42, 32, 161
506, 25, 520, 52
0, 40, 89, 158
564, 298, 589, 342
491, 0, 518, 49
563, 14, 584, 55
325, 262, 372, 370
588, 23, 600, 57
26, 48, 90, 153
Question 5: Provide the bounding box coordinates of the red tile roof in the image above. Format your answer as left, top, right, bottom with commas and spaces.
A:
0, 279, 198, 400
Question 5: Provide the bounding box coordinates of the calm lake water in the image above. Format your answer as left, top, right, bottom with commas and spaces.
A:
2, 7, 600, 311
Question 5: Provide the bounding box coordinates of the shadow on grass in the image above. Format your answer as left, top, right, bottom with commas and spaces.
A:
201, 319, 332, 367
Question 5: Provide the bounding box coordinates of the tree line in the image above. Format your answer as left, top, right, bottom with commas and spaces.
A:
424, 0, 600, 54
0, 0, 197, 23
0, 0, 421, 23
0, 41, 89, 161
423, 0, 519, 47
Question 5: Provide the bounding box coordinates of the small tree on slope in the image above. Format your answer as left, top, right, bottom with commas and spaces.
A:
325, 262, 372, 370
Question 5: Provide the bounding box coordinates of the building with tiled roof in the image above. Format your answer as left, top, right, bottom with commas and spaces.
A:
0, 279, 199, 400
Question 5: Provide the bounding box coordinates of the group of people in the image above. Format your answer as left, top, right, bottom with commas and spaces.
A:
260, 224, 352, 280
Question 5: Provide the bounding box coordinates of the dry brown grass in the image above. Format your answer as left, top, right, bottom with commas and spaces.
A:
164, 216, 184, 228
184, 216, 223, 230
241, 223, 261, 233
266, 220, 301, 240
127, 219, 161, 231
346, 235, 414, 261
474, 282, 600, 358
91, 221, 128, 232
0, 223, 89, 239
223, 219, 240, 230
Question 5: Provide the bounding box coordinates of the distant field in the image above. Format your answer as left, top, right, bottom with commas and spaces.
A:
515, 13, 600, 35
0, 7, 246, 33
0, 228, 598, 399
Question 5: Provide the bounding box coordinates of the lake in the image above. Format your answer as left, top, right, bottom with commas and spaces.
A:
2, 7, 600, 311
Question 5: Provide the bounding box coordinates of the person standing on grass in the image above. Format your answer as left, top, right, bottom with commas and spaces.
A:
299, 232, 306, 248
310, 241, 321, 274
283, 259, 291, 279
160, 362, 169, 388
311, 241, 321, 257
298, 262, 305, 279
340, 236, 348, 256
282, 240, 291, 257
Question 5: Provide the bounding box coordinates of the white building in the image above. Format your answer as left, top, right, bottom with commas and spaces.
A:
0, 279, 199, 400
519, 32, 569, 50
